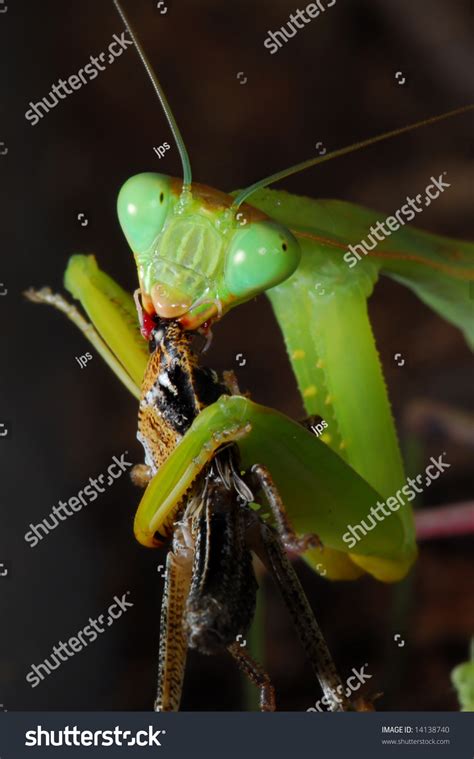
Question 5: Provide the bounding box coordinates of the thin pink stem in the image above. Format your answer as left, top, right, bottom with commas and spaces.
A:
415, 501, 474, 540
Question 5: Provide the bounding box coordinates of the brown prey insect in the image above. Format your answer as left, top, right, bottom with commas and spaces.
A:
134, 315, 352, 712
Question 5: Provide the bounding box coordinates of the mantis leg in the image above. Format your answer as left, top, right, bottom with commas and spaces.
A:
248, 463, 321, 554
154, 542, 193, 712
135, 419, 253, 547
136, 394, 415, 581
25, 255, 149, 396
227, 641, 276, 712
25, 288, 141, 399
254, 520, 351, 712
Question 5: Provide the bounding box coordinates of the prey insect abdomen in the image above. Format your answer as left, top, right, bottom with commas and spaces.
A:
185, 475, 257, 655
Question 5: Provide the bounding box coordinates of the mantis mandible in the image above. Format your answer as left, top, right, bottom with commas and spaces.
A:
25, 0, 474, 710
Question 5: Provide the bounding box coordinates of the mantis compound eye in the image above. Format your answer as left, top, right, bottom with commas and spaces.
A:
117, 172, 172, 256
224, 220, 301, 298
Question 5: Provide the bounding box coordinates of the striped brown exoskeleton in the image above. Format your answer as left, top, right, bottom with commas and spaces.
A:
132, 315, 351, 712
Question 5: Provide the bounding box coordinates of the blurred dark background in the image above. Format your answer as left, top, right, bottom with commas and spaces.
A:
0, 0, 473, 711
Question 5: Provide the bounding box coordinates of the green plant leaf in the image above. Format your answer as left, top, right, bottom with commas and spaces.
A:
452, 639, 474, 711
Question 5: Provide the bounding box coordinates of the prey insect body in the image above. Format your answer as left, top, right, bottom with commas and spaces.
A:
135, 316, 350, 711
133, 317, 227, 493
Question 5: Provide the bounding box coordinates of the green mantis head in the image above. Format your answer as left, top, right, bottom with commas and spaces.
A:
113, 0, 474, 336
112, 4, 300, 332
117, 172, 301, 330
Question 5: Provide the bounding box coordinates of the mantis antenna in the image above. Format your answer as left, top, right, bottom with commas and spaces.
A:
231, 104, 474, 210
113, 0, 193, 192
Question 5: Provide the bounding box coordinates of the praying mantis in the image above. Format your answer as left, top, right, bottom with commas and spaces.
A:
25, 0, 474, 710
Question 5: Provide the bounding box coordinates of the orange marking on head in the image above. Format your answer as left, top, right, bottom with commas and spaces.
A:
169, 177, 268, 221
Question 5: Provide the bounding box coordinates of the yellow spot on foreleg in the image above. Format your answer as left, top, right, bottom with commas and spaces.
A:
292, 349, 306, 360
303, 385, 318, 398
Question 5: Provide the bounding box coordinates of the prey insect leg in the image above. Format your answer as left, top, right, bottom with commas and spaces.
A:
227, 641, 276, 712
155, 532, 193, 712
248, 464, 321, 554
222, 369, 242, 396
254, 521, 351, 711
